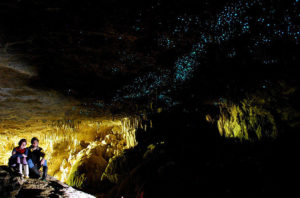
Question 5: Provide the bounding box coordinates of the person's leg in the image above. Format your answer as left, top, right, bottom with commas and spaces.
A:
27, 159, 34, 169
16, 157, 23, 176
42, 166, 48, 180
24, 164, 29, 178
27, 159, 38, 178
19, 164, 23, 176
43, 160, 47, 167
21, 157, 27, 165
29, 165, 41, 178
41, 160, 48, 180
9, 157, 17, 168
21, 157, 29, 178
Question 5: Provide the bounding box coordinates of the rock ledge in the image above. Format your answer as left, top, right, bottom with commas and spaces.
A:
0, 166, 95, 198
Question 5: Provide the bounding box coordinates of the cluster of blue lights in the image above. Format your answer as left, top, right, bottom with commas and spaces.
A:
157, 35, 175, 48
174, 0, 300, 82
113, 70, 171, 101
114, 0, 300, 104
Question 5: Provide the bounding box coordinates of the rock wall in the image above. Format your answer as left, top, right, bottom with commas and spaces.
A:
215, 81, 299, 141
217, 99, 277, 140
0, 117, 141, 190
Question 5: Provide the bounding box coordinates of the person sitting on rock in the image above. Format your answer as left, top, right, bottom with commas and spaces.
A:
27, 137, 48, 181
8, 139, 30, 178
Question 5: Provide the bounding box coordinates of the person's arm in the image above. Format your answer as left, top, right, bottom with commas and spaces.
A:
11, 148, 17, 158
23, 148, 29, 158
40, 148, 46, 159
12, 148, 16, 155
40, 148, 46, 166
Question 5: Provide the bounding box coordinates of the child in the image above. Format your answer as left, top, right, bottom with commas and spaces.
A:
9, 139, 29, 178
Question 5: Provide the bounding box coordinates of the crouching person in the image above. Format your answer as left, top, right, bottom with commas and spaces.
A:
8, 139, 29, 178
27, 137, 48, 181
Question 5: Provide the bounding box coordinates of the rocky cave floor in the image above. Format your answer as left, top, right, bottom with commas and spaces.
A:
0, 166, 95, 198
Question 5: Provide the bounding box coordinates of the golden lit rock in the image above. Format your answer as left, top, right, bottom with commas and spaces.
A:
0, 117, 141, 184
0, 50, 141, 189
217, 99, 277, 140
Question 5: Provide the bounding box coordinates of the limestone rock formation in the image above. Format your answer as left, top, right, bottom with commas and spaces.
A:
0, 165, 95, 198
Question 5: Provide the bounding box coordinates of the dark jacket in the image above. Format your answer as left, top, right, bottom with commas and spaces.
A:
27, 145, 46, 164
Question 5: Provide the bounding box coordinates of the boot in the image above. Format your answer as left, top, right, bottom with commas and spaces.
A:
24, 164, 29, 178
18, 163, 23, 177
41, 166, 48, 181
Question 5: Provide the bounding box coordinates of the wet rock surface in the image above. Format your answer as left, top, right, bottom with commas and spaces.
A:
0, 166, 95, 198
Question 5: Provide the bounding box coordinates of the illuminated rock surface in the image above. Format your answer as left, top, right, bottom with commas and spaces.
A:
213, 80, 299, 140
217, 100, 277, 140
0, 166, 95, 198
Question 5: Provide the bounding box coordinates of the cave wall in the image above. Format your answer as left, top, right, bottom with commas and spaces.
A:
0, 117, 141, 187
214, 81, 299, 141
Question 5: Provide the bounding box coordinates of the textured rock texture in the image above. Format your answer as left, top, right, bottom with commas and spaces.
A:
0, 165, 95, 198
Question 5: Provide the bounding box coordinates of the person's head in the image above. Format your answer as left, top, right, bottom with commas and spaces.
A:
31, 137, 39, 147
18, 139, 27, 149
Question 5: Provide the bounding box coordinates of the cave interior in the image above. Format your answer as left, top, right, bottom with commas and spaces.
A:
0, 0, 300, 197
